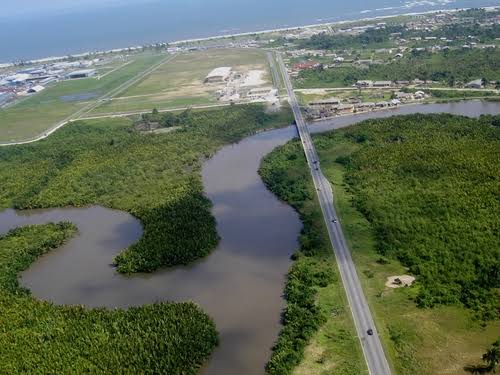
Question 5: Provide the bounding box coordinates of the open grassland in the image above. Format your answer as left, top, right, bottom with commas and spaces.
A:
91, 48, 272, 115
0, 53, 165, 142
0, 105, 293, 273
260, 142, 366, 375
312, 114, 500, 374
0, 223, 218, 374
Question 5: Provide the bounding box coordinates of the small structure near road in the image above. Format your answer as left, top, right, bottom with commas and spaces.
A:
465, 79, 484, 89
385, 275, 415, 288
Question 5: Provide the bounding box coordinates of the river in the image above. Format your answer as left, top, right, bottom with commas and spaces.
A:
0, 100, 499, 375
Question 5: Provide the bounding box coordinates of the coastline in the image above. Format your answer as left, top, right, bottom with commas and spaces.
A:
5, 5, 499, 66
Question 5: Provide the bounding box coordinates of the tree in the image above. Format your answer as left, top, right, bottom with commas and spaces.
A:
482, 340, 500, 372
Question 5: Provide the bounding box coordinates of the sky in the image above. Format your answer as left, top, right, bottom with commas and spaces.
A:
2, 0, 159, 18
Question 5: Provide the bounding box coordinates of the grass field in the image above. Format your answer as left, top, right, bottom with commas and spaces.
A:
90, 48, 272, 115
0, 53, 165, 142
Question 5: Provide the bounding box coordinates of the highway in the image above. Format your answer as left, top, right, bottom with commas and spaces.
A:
276, 53, 392, 375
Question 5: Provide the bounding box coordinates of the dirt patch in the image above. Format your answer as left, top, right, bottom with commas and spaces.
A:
386, 275, 415, 288
241, 70, 266, 87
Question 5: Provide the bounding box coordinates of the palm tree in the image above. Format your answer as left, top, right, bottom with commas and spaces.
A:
483, 340, 499, 372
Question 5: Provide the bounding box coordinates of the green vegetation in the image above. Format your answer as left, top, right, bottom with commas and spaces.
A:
0, 223, 218, 374
311, 113, 500, 374
260, 113, 500, 374
260, 142, 365, 375
0, 105, 293, 273
300, 21, 499, 51
321, 114, 499, 318
0, 54, 165, 142
482, 340, 500, 372
295, 49, 500, 88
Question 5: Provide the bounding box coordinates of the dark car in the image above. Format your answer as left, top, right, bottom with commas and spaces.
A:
332, 219, 337, 223
367, 329, 374, 336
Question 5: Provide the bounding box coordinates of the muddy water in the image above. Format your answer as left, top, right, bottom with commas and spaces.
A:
0, 100, 499, 375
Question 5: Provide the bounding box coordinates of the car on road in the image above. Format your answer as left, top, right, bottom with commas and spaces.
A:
332, 219, 337, 223
367, 329, 374, 336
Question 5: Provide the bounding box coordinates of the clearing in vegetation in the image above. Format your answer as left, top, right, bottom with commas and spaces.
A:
0, 223, 218, 373
90, 48, 272, 115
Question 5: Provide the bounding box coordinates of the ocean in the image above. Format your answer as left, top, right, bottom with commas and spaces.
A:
1, 0, 499, 63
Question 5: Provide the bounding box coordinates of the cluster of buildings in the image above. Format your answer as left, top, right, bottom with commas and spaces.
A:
205, 66, 279, 105
0, 59, 101, 107
306, 91, 428, 120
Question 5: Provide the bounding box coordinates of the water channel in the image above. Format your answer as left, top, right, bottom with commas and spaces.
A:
0, 100, 499, 375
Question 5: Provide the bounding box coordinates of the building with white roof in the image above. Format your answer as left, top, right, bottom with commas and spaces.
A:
205, 67, 232, 83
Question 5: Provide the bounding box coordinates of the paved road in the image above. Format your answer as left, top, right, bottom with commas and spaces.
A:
277, 53, 392, 375
266, 51, 282, 91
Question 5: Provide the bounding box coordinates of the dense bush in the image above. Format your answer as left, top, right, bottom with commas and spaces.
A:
0, 105, 293, 273
0, 224, 218, 373
296, 49, 500, 88
260, 141, 336, 374
315, 114, 500, 319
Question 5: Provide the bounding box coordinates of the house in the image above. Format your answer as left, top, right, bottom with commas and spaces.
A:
373, 81, 393, 88
394, 92, 414, 101
292, 61, 318, 71
414, 91, 426, 99
27, 85, 45, 94
465, 79, 484, 89
309, 97, 342, 106
356, 80, 373, 88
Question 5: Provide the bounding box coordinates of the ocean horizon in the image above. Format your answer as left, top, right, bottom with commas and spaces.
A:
1, 0, 499, 63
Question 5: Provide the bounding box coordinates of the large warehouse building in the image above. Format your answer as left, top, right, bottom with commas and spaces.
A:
66, 69, 96, 79
205, 67, 232, 83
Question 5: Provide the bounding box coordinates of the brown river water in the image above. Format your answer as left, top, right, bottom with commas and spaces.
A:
0, 100, 499, 375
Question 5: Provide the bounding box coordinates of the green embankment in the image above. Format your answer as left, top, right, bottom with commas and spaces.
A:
261, 113, 499, 374
0, 105, 293, 273
260, 142, 366, 375
0, 223, 218, 374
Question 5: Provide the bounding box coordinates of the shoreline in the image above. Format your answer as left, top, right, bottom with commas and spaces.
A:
4, 5, 499, 66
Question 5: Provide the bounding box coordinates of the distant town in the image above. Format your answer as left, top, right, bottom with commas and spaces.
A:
2, 7, 498, 111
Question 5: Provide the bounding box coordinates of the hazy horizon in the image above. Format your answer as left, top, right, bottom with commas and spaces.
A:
2, 0, 499, 62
